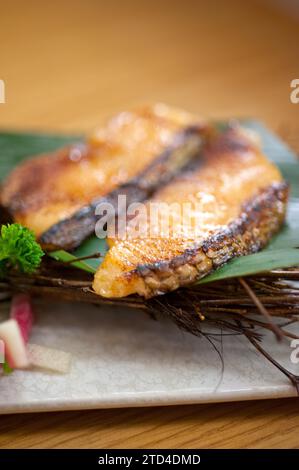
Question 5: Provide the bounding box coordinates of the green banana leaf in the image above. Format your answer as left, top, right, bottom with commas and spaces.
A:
0, 121, 298, 283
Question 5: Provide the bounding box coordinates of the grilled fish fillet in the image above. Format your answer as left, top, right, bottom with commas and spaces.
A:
93, 126, 288, 298
0, 104, 205, 250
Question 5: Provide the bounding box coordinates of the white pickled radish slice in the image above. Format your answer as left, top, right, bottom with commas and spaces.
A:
0, 319, 29, 369
10, 294, 34, 342
27, 343, 71, 374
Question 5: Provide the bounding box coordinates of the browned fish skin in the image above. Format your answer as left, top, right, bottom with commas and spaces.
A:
93, 127, 288, 298
0, 104, 205, 250
135, 182, 288, 297
39, 128, 203, 250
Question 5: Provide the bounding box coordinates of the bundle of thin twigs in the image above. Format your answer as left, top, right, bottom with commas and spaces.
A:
1, 258, 299, 392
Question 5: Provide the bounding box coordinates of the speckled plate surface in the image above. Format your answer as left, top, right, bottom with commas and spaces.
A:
0, 300, 298, 414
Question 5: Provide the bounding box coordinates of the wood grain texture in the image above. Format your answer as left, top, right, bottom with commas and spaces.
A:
0, 0, 299, 449
0, 399, 299, 449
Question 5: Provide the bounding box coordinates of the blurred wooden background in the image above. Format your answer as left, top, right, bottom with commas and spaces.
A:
0, 0, 299, 449
0, 0, 298, 136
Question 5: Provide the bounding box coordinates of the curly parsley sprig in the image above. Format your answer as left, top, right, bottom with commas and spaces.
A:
0, 223, 44, 276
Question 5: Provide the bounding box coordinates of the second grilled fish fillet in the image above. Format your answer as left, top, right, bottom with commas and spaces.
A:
93, 126, 288, 298
0, 104, 205, 250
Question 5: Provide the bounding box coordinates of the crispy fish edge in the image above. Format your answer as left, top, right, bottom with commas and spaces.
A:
39, 126, 204, 251
102, 181, 288, 298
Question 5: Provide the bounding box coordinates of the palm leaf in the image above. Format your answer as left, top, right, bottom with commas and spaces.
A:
49, 250, 96, 274
198, 248, 299, 284
0, 122, 298, 281
0, 131, 79, 179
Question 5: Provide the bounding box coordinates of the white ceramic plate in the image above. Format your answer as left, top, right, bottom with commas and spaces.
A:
0, 122, 298, 413
0, 300, 298, 414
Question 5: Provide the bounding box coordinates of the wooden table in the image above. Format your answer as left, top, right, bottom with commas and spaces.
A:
0, 0, 298, 449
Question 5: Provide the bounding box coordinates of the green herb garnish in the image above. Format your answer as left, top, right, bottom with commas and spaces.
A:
2, 360, 13, 374
0, 223, 44, 276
